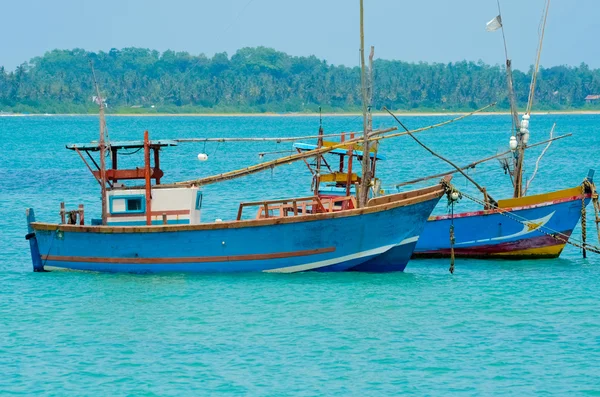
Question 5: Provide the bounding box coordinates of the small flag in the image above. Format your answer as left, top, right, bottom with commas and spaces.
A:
486, 15, 502, 32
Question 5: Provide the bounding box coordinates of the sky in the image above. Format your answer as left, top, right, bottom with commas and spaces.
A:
0, 0, 598, 72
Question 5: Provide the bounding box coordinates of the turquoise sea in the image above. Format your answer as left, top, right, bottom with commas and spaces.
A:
1, 114, 599, 395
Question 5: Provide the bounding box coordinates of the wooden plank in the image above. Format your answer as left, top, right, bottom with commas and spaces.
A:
92, 168, 164, 181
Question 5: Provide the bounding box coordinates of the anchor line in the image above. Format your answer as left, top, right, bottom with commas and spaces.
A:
448, 181, 600, 256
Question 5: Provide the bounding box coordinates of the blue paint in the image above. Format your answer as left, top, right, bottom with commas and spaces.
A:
415, 196, 590, 257
25, 208, 44, 272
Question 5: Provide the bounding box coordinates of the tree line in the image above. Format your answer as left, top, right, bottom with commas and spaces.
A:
1, 47, 599, 114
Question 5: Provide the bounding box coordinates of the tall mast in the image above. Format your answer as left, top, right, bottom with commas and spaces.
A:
90, 62, 108, 225
496, 0, 520, 133
358, 0, 371, 207
513, 0, 550, 198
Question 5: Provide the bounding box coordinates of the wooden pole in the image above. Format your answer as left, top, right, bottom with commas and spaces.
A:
164, 103, 493, 189
78, 204, 84, 225
367, 46, 377, 180
153, 147, 161, 184
144, 131, 152, 226
60, 202, 66, 224
315, 125, 323, 194
90, 62, 108, 226
359, 0, 370, 208
346, 133, 355, 197
515, 0, 550, 199
393, 132, 571, 188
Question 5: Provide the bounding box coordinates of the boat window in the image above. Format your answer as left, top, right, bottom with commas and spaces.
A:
109, 195, 145, 214
127, 198, 143, 211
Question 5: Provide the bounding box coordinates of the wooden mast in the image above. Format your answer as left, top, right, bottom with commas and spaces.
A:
144, 131, 152, 226
513, 0, 550, 198
358, 0, 371, 207
314, 107, 323, 194
90, 62, 108, 225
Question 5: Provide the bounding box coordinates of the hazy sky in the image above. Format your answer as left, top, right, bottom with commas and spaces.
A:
1, 0, 598, 71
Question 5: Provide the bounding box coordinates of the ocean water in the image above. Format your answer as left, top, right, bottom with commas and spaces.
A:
1, 114, 599, 395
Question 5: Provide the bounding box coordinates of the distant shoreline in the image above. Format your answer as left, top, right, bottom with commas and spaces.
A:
2, 110, 600, 117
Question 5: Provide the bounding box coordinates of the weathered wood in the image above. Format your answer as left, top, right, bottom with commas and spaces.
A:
60, 202, 66, 224
359, 0, 369, 208
78, 204, 84, 225
90, 61, 108, 226
153, 147, 161, 184
144, 131, 152, 226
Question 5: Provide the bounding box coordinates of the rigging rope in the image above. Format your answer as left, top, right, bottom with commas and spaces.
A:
448, 180, 600, 255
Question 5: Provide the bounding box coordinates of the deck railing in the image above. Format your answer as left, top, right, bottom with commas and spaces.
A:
236, 196, 357, 220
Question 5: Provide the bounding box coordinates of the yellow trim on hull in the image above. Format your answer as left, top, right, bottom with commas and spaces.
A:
489, 244, 566, 257
497, 186, 581, 208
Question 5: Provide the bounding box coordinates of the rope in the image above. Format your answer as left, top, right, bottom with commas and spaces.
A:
584, 179, 600, 245
449, 201, 456, 274
449, 181, 600, 255
582, 183, 587, 258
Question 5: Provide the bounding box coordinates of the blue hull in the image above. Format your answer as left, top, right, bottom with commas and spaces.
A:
414, 190, 589, 259
28, 193, 442, 273
348, 199, 437, 272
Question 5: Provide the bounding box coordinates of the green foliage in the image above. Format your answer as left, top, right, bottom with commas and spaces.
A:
1, 47, 600, 113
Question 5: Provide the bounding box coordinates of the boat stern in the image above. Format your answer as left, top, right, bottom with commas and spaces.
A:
25, 208, 44, 272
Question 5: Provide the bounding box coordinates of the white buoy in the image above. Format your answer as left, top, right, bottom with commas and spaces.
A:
215, 218, 223, 222
509, 136, 518, 151
197, 153, 208, 161
451, 191, 460, 201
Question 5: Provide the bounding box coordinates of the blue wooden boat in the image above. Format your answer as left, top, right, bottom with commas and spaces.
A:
413, 182, 594, 259
25, 131, 446, 273
412, 1, 599, 260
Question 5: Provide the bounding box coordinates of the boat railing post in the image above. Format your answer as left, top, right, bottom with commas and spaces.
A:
78, 204, 84, 225
162, 213, 167, 225
60, 202, 66, 224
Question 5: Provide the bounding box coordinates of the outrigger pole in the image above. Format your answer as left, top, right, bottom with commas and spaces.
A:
168, 103, 495, 189
393, 133, 572, 189
90, 61, 108, 225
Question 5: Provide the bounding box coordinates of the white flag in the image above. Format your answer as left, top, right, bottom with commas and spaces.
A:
486, 15, 502, 32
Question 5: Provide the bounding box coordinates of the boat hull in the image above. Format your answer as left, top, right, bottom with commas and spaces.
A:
28, 188, 444, 273
413, 186, 590, 259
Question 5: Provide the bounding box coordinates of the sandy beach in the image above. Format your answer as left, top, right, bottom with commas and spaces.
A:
2, 110, 600, 117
